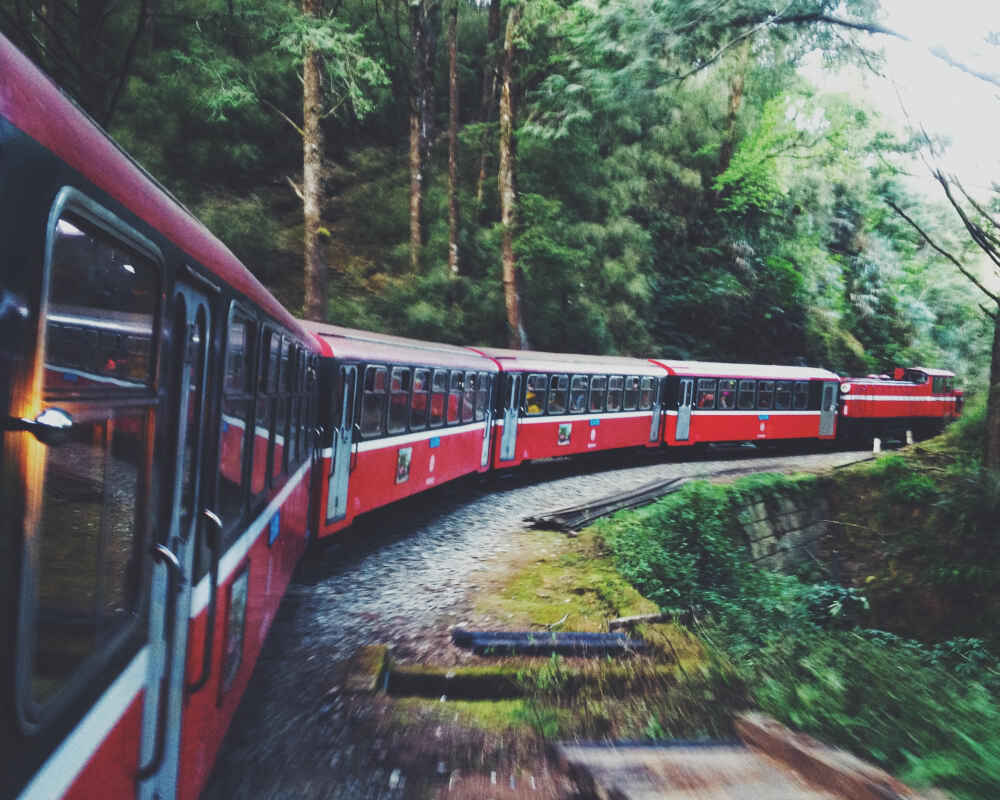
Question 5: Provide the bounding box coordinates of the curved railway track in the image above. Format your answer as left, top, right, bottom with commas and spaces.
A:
202, 447, 869, 800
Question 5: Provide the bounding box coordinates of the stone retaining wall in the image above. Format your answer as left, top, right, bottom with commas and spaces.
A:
736, 492, 828, 572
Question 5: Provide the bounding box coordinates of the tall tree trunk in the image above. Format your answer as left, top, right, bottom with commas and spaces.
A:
986, 309, 1000, 470
302, 0, 327, 319
447, 0, 460, 277
718, 38, 750, 178
498, 4, 525, 349
474, 0, 502, 211
408, 0, 427, 271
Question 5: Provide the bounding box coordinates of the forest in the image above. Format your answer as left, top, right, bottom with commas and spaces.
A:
2, 0, 997, 382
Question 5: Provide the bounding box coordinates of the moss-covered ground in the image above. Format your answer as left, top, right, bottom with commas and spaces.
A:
380, 527, 745, 744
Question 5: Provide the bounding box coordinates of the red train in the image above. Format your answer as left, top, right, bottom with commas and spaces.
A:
1, 32, 964, 800
2, 34, 319, 800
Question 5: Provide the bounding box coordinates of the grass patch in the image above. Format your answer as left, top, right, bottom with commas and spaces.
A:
472, 529, 660, 631
597, 431, 1000, 799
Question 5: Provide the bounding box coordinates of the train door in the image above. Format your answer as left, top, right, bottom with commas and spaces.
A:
819, 381, 837, 437
138, 283, 212, 800
499, 373, 521, 461
675, 378, 694, 441
480, 373, 493, 468
648, 378, 662, 442
327, 363, 357, 522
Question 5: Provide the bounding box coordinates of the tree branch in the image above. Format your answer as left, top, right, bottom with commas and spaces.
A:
725, 11, 1000, 89
102, 0, 149, 128
934, 170, 1000, 274
261, 95, 305, 138
286, 176, 304, 201
675, 2, 794, 82
886, 198, 999, 303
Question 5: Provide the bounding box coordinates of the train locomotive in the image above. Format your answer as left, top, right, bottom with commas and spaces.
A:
1, 31, 963, 800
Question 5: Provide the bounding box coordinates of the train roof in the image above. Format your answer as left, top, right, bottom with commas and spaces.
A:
0, 35, 315, 347
842, 367, 956, 384
300, 320, 497, 371
470, 346, 665, 376
651, 359, 840, 381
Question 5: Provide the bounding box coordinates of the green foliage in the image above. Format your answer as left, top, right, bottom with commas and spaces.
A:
601, 467, 1000, 796
752, 631, 1000, 798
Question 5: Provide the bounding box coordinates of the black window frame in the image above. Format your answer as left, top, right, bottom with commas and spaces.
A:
360, 364, 388, 438
569, 374, 589, 413
547, 374, 569, 415
793, 381, 809, 410
525, 372, 547, 416
638, 376, 655, 411
16, 188, 164, 731
718, 379, 738, 410
606, 375, 624, 412
757, 380, 774, 409
696, 378, 717, 410
589, 375, 608, 413
738, 380, 756, 410
774, 380, 793, 410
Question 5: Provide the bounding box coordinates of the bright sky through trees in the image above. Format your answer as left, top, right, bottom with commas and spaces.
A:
806, 0, 1000, 194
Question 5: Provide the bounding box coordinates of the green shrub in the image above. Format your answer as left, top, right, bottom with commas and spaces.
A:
601, 470, 1000, 798
751, 630, 1000, 799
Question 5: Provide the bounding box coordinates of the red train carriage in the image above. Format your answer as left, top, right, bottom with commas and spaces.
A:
1, 34, 320, 800
469, 347, 667, 469
651, 360, 841, 446
838, 367, 962, 442
300, 321, 499, 539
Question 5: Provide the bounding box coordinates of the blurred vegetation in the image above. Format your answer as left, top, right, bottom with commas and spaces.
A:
3, 0, 994, 381
598, 409, 1000, 798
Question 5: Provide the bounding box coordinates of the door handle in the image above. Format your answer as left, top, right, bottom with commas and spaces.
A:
187, 510, 222, 694
349, 424, 360, 473
3, 407, 74, 445
137, 543, 183, 780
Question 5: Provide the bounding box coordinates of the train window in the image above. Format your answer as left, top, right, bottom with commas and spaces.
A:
718, 379, 737, 410
44, 214, 158, 388
570, 375, 589, 413
460, 371, 476, 423
476, 372, 490, 421
623, 376, 639, 411
258, 329, 278, 394
774, 381, 792, 410
388, 367, 412, 434
220, 316, 255, 524
272, 397, 288, 480
281, 338, 293, 392
638, 377, 655, 410
26, 412, 148, 708
251, 397, 271, 496
793, 381, 809, 410
757, 380, 774, 409
738, 380, 756, 409
589, 376, 607, 413
525, 373, 547, 415
945, 377, 955, 392
287, 396, 299, 467
430, 369, 447, 427
361, 365, 388, 437
548, 374, 569, 414
411, 368, 430, 430
607, 376, 624, 412
224, 322, 250, 395
932, 377, 944, 393
448, 371, 463, 425
696, 379, 717, 409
